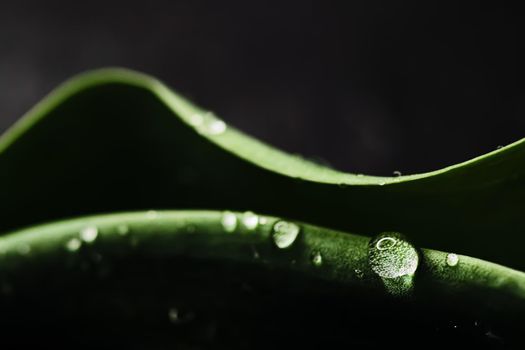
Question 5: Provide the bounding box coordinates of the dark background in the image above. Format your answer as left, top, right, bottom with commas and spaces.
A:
0, 0, 523, 175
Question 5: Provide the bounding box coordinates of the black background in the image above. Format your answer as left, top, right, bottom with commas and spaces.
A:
0, 0, 523, 175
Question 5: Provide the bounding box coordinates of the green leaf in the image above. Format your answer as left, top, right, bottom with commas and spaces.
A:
0, 68, 523, 346
0, 211, 523, 346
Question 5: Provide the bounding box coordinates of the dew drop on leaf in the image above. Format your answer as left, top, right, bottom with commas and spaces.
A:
368, 232, 418, 279
446, 253, 459, 267
65, 238, 82, 252
80, 226, 98, 243
311, 251, 323, 267
272, 221, 300, 249
117, 224, 129, 236
242, 211, 259, 230
221, 211, 237, 233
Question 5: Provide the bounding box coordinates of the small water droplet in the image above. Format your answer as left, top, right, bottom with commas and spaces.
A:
311, 251, 323, 267
272, 221, 300, 249
355, 269, 364, 278
393, 170, 402, 177
379, 181, 386, 186
221, 211, 237, 233
189, 113, 204, 126
356, 173, 364, 177
146, 210, 158, 219
446, 253, 459, 267
496, 145, 503, 149
197, 112, 227, 135
65, 238, 82, 252
368, 232, 418, 279
242, 211, 259, 230
206, 120, 226, 135
17, 243, 31, 255
80, 226, 98, 243
117, 224, 129, 236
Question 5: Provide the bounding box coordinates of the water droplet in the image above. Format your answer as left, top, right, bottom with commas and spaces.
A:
221, 211, 237, 233
272, 221, 300, 249
496, 145, 503, 149
311, 251, 323, 267
146, 210, 158, 219
393, 170, 402, 177
197, 112, 227, 135
355, 269, 364, 279
259, 217, 268, 225
117, 224, 129, 236
368, 232, 418, 279
379, 181, 386, 186
17, 243, 30, 255
356, 173, 364, 177
80, 226, 98, 243
189, 113, 204, 126
65, 238, 82, 252
206, 120, 226, 135
242, 211, 259, 230
446, 253, 459, 267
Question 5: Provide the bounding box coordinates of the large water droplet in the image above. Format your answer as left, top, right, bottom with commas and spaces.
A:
66, 238, 82, 252
446, 253, 459, 267
368, 232, 418, 279
242, 211, 259, 230
80, 226, 98, 243
311, 251, 323, 267
221, 211, 237, 233
272, 221, 300, 249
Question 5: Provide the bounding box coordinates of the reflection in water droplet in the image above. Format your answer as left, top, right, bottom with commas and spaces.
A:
17, 243, 31, 255
66, 238, 82, 252
272, 221, 300, 249
117, 225, 129, 236
80, 226, 98, 243
242, 211, 259, 230
446, 253, 459, 267
221, 211, 237, 233
312, 251, 323, 267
